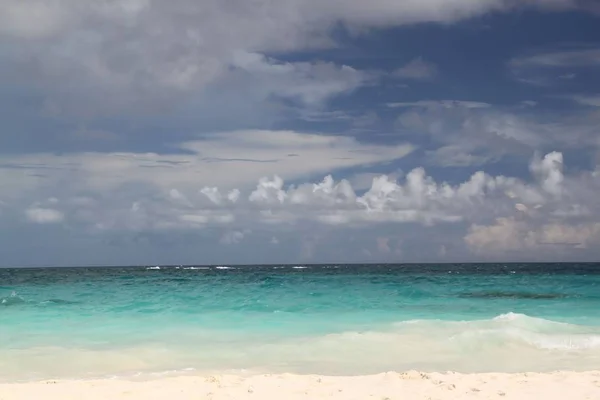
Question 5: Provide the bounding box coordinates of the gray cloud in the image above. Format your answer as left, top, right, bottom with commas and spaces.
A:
0, 130, 415, 197
393, 57, 438, 80
510, 47, 600, 69
509, 46, 600, 86
391, 100, 600, 166
559, 94, 600, 107
388, 100, 492, 109
0, 0, 585, 119
25, 206, 64, 224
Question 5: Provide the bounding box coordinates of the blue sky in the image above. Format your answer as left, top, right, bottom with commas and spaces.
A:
1, 0, 600, 266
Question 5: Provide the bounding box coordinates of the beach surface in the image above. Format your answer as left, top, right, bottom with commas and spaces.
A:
2, 371, 600, 400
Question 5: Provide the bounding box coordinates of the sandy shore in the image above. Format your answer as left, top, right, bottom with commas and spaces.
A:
1, 371, 599, 399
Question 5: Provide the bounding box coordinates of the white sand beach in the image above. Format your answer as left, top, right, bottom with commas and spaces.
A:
2, 371, 599, 400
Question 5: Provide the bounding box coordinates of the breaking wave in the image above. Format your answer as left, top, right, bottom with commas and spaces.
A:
1, 291, 78, 307
386, 312, 600, 351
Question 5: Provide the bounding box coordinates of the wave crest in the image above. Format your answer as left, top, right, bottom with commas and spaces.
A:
0, 291, 25, 306
1, 291, 78, 308
390, 313, 600, 351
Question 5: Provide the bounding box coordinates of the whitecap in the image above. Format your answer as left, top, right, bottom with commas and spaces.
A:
1, 291, 25, 306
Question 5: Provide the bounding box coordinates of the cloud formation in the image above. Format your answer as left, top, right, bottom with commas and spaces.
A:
25, 205, 64, 224
389, 99, 600, 167
0, 130, 415, 195
465, 218, 600, 256
509, 46, 600, 86
2, 148, 599, 260
0, 0, 586, 118
393, 57, 438, 80
1, 1, 600, 265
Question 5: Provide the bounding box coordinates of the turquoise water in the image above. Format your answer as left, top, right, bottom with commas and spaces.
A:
1, 263, 600, 381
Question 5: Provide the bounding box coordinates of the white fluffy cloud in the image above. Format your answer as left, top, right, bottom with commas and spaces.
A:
4, 150, 599, 258
1, 146, 599, 262
229, 151, 581, 228
529, 151, 563, 196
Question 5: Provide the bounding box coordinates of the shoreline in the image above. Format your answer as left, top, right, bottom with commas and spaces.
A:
2, 371, 599, 400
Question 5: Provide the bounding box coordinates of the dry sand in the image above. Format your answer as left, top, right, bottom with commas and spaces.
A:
2, 371, 600, 399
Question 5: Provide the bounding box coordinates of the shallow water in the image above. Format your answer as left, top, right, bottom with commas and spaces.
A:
1, 263, 600, 381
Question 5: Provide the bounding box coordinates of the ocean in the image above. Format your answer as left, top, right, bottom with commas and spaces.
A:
1, 263, 600, 382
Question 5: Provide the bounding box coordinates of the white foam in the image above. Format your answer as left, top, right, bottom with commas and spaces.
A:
492, 312, 528, 321
3, 312, 600, 380
393, 313, 600, 352
1, 291, 25, 305
521, 332, 600, 350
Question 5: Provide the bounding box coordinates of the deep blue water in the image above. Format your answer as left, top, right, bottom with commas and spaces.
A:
1, 263, 600, 380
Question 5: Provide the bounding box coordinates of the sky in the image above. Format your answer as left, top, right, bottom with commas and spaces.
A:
1, 0, 600, 266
